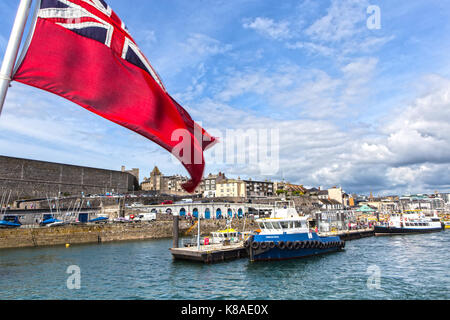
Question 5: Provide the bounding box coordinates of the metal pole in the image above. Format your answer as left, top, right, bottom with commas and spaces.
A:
172, 211, 179, 249
0, 0, 33, 115
197, 217, 201, 250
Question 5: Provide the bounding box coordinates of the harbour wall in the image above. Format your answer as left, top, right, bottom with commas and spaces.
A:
0, 219, 258, 250
0, 155, 139, 202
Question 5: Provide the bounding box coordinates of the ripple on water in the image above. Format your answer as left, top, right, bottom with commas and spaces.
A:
1, 232, 450, 299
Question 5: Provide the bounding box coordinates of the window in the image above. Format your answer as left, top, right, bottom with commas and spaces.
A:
294, 221, 302, 228
280, 221, 289, 229
263, 222, 272, 229
272, 222, 282, 230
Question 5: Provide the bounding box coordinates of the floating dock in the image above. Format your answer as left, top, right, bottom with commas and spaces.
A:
318, 228, 374, 241
170, 242, 248, 264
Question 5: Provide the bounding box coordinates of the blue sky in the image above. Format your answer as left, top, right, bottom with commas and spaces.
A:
0, 0, 450, 195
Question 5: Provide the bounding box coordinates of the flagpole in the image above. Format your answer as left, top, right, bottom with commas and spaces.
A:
0, 0, 33, 116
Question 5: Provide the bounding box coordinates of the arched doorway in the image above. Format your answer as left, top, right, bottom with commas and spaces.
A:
205, 208, 211, 219
193, 208, 199, 218
227, 208, 233, 218
238, 208, 243, 218
216, 208, 222, 219
180, 208, 186, 217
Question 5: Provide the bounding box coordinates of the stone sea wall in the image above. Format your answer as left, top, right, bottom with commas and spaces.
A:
0, 219, 258, 250
0, 155, 139, 202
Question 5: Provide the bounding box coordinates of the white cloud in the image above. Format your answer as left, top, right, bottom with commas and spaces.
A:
185, 73, 450, 194
286, 41, 334, 56
153, 33, 232, 78
213, 58, 378, 119
243, 17, 291, 40
305, 0, 369, 43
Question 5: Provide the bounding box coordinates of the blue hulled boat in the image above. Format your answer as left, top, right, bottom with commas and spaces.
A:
89, 217, 109, 223
245, 202, 344, 261
0, 216, 22, 228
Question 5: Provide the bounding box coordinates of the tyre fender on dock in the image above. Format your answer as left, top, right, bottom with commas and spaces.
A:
286, 241, 294, 250
260, 242, 268, 249
251, 241, 260, 250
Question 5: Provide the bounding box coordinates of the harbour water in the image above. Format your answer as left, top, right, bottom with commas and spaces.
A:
0, 231, 449, 300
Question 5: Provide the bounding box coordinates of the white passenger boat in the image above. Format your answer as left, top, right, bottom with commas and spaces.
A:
374, 212, 443, 235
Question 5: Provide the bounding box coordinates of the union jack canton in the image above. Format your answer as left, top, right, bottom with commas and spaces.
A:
38, 0, 165, 90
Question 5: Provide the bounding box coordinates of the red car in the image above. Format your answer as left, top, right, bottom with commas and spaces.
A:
161, 200, 173, 205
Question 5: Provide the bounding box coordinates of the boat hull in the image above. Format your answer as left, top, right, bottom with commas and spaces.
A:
0, 221, 21, 228
374, 225, 442, 236
246, 233, 343, 262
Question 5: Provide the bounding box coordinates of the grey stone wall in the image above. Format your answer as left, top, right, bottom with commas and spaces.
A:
0, 155, 139, 201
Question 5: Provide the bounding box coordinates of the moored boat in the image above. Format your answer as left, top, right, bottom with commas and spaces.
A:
0, 215, 22, 228
245, 202, 344, 262
374, 212, 442, 235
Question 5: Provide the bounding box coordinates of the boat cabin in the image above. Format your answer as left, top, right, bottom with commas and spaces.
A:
210, 229, 240, 244
256, 218, 309, 235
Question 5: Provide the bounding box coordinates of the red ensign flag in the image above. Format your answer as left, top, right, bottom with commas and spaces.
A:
13, 0, 216, 192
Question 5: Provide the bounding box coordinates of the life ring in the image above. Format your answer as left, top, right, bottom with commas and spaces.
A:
260, 242, 268, 249
251, 241, 259, 250
286, 241, 294, 250
277, 241, 286, 250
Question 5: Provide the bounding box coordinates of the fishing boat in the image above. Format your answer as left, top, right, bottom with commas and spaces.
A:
244, 202, 344, 262
374, 212, 443, 235
0, 216, 22, 228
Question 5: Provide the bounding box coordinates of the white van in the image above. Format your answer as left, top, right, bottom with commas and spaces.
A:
137, 212, 156, 222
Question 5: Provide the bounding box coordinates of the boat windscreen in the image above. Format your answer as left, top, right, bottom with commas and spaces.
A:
272, 222, 282, 230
